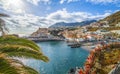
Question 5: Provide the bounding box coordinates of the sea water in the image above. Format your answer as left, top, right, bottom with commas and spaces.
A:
23, 41, 89, 74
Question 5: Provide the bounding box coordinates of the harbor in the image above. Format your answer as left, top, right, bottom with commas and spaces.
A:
27, 37, 64, 42
22, 41, 89, 74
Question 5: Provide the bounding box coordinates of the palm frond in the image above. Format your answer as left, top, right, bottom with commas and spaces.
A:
23, 66, 39, 74
0, 54, 39, 74
0, 44, 49, 62
0, 35, 49, 74
0, 36, 41, 52
0, 13, 48, 74
0, 54, 20, 74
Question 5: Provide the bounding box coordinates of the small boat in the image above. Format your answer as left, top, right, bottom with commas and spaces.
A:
66, 40, 81, 48
70, 43, 81, 48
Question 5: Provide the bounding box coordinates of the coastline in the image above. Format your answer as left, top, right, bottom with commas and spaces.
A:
81, 46, 93, 51
26, 37, 64, 42
30, 39, 94, 51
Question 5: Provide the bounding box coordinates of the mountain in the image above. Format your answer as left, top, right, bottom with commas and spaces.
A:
100, 11, 120, 26
49, 20, 96, 28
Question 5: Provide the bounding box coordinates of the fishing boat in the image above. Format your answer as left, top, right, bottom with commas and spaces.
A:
70, 43, 81, 48
67, 41, 81, 48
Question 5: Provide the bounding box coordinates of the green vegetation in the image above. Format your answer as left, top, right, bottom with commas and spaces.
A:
0, 13, 49, 74
0, 35, 49, 74
87, 27, 99, 31
91, 43, 120, 74
102, 11, 120, 26
87, 27, 120, 31
87, 11, 120, 31
104, 32, 120, 38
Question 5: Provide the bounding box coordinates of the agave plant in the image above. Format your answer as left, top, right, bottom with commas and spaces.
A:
0, 35, 49, 74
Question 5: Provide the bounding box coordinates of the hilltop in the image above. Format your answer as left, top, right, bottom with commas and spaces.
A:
49, 20, 96, 28
100, 11, 120, 26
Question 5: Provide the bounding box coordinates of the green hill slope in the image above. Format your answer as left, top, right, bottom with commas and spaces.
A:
102, 11, 120, 26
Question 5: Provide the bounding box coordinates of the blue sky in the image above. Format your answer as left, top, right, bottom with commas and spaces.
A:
31, 0, 119, 16
0, 0, 120, 36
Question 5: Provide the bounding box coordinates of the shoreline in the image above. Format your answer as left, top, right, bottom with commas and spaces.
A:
81, 46, 93, 51
33, 40, 94, 51
32, 39, 64, 42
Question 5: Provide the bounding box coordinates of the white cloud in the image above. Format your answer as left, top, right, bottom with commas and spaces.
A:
86, 0, 120, 4
60, 0, 65, 4
89, 13, 111, 20
60, 0, 120, 4
0, 0, 114, 36
67, 0, 80, 3
26, 0, 50, 5
46, 8, 110, 23
60, 0, 80, 4
4, 14, 51, 35
3, 8, 112, 35
0, 0, 51, 14
0, 0, 26, 14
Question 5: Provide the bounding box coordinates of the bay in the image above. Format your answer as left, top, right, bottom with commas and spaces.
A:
23, 41, 89, 74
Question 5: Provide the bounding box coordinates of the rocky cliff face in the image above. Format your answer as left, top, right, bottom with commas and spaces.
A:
30, 28, 49, 37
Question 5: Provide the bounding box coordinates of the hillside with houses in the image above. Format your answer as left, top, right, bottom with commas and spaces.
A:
28, 11, 120, 43
28, 28, 64, 41
102, 11, 120, 26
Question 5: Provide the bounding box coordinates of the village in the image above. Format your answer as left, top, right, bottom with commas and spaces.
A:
27, 20, 120, 49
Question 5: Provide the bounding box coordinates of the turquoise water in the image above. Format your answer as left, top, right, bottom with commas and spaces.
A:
23, 41, 89, 74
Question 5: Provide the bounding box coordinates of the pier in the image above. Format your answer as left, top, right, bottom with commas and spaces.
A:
27, 37, 64, 42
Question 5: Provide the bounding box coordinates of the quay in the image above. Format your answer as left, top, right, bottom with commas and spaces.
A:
26, 37, 64, 42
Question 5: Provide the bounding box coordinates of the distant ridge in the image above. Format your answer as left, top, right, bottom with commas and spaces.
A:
49, 20, 97, 28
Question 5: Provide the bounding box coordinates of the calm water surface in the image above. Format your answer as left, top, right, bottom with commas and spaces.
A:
23, 41, 89, 74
